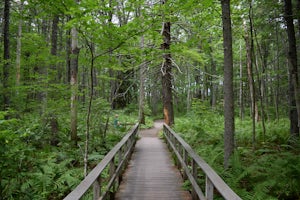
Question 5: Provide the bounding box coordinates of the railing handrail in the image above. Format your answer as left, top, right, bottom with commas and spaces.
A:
163, 123, 241, 200
64, 123, 139, 200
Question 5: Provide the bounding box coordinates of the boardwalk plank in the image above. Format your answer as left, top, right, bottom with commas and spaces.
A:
115, 122, 191, 200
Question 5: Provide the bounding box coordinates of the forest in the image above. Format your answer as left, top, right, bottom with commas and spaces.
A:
1, 0, 300, 199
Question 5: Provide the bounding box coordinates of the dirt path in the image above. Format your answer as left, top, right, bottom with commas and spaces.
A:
138, 120, 164, 137
115, 121, 192, 200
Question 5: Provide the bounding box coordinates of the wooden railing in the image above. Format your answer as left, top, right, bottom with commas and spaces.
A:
64, 123, 139, 200
163, 124, 241, 200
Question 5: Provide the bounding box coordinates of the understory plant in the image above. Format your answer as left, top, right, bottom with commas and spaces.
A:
0, 106, 137, 199
173, 102, 300, 200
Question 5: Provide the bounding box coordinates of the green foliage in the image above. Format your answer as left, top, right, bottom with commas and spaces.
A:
0, 103, 137, 199
173, 102, 300, 200
0, 111, 82, 199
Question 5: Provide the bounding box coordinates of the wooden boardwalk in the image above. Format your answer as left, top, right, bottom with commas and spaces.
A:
115, 121, 192, 200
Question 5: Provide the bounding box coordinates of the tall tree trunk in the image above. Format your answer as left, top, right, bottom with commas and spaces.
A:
3, 0, 11, 111
66, 24, 71, 83
284, 0, 300, 138
297, 0, 300, 36
16, 1, 23, 96
186, 65, 191, 112
51, 15, 59, 76
48, 15, 59, 145
221, 0, 235, 169
239, 41, 244, 120
244, 2, 256, 148
139, 36, 146, 124
84, 42, 95, 177
70, 24, 80, 145
39, 18, 49, 115
209, 42, 217, 109
161, 0, 174, 126
274, 15, 280, 121
254, 35, 268, 141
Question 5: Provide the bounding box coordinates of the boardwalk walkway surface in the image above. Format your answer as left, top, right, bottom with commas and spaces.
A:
115, 121, 192, 200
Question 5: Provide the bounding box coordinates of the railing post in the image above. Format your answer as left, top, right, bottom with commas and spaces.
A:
93, 176, 101, 200
206, 176, 214, 200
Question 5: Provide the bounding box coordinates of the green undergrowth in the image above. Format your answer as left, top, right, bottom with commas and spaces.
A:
173, 104, 300, 200
0, 107, 138, 199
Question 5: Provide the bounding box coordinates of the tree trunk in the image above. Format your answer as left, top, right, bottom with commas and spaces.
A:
221, 0, 235, 169
274, 15, 280, 121
239, 41, 244, 120
161, 0, 174, 126
244, 2, 256, 148
66, 25, 71, 83
51, 15, 59, 76
16, 1, 23, 96
284, 0, 300, 138
39, 18, 49, 115
139, 36, 146, 124
297, 0, 300, 36
254, 34, 268, 141
3, 0, 11, 111
70, 24, 80, 145
186, 65, 191, 112
84, 42, 95, 177
209, 43, 217, 108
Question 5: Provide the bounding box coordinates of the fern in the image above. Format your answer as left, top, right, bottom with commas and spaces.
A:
174, 112, 300, 199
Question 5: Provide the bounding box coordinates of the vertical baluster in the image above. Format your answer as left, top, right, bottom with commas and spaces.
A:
119, 146, 124, 183
177, 141, 182, 170
93, 176, 101, 200
191, 159, 198, 200
182, 149, 188, 180
205, 176, 214, 200
174, 136, 179, 167
109, 157, 116, 198
117, 149, 121, 185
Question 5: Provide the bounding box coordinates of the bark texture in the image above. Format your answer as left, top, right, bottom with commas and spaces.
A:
284, 0, 300, 138
221, 0, 235, 169
161, 20, 174, 126
3, 0, 11, 111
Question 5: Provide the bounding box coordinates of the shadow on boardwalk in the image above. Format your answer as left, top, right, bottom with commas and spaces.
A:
115, 120, 192, 200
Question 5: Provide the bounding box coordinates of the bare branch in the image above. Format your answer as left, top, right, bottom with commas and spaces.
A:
170, 58, 183, 74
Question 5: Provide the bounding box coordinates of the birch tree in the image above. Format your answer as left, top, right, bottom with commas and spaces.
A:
70, 1, 80, 145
